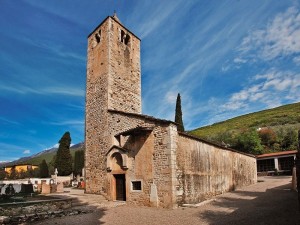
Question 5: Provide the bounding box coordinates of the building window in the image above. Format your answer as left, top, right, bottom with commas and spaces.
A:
95, 30, 101, 44
131, 181, 142, 191
278, 156, 294, 171
120, 29, 130, 46
257, 159, 275, 172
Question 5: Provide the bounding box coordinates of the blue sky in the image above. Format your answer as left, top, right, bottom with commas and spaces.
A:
1, 0, 300, 162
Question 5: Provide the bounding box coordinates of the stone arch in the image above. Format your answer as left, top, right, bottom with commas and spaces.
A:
106, 146, 128, 171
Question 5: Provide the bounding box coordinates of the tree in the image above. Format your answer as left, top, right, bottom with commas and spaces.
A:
175, 93, 184, 132
55, 131, 73, 176
48, 154, 57, 176
39, 159, 49, 178
8, 167, 18, 180
18, 169, 27, 179
73, 150, 84, 176
296, 130, 300, 207
0, 169, 7, 180
258, 128, 277, 151
233, 130, 263, 155
210, 130, 236, 147
298, 130, 300, 151
281, 128, 297, 150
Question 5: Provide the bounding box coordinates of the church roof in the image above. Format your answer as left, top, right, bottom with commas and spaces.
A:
108, 109, 177, 125
115, 126, 154, 137
88, 14, 141, 41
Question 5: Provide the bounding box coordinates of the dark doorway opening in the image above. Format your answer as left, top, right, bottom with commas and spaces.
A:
114, 174, 126, 201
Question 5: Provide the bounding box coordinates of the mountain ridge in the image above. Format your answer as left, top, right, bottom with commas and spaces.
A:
0, 142, 84, 168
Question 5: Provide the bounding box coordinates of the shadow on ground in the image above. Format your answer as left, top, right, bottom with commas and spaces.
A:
199, 181, 300, 225
29, 191, 109, 225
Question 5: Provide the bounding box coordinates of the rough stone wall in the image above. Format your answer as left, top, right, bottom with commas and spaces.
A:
107, 111, 178, 208
85, 16, 141, 195
108, 19, 141, 113
85, 18, 111, 194
122, 131, 154, 206
149, 124, 177, 208
176, 134, 257, 205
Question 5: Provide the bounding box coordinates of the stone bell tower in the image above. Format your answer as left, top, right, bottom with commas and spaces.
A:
85, 14, 141, 194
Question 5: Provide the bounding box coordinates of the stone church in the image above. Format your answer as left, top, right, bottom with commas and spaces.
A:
84, 14, 257, 208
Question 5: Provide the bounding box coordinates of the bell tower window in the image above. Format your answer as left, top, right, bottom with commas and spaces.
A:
95, 30, 101, 44
120, 29, 130, 46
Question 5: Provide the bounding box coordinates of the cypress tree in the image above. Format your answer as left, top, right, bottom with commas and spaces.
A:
175, 93, 185, 132
39, 159, 49, 178
74, 150, 84, 176
55, 131, 73, 176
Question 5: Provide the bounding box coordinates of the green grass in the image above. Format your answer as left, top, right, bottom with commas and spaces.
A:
189, 102, 300, 139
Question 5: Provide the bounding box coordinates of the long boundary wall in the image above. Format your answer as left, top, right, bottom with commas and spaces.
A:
176, 133, 257, 205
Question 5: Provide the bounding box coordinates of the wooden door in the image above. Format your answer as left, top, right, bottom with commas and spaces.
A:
114, 174, 126, 201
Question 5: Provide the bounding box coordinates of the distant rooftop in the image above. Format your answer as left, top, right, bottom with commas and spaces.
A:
257, 150, 297, 159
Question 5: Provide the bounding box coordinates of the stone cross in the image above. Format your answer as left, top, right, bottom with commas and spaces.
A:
54, 168, 58, 184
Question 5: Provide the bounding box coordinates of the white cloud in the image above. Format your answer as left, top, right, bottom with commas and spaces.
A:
0, 83, 84, 97
47, 120, 84, 126
0, 117, 20, 125
222, 69, 300, 111
23, 150, 31, 154
249, 92, 265, 102
136, 1, 182, 39
165, 91, 178, 104
263, 78, 292, 91
233, 57, 247, 64
293, 56, 300, 65
44, 87, 85, 97
236, 6, 300, 62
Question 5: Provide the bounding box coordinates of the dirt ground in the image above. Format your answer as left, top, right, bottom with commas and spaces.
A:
31, 176, 300, 225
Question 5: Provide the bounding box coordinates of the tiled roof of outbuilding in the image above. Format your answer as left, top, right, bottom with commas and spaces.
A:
256, 150, 297, 159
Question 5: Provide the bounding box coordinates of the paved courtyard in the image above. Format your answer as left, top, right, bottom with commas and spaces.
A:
33, 176, 300, 225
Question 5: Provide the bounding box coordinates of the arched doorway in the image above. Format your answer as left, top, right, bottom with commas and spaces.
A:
106, 148, 128, 201
111, 152, 126, 201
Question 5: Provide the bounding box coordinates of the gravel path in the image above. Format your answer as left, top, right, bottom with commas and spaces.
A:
31, 176, 300, 225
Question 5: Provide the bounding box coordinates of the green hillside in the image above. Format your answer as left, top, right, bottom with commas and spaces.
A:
26, 146, 84, 166
23, 151, 56, 166
190, 102, 300, 138
189, 102, 300, 154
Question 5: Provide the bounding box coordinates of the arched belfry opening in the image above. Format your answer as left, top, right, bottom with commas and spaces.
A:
120, 29, 130, 46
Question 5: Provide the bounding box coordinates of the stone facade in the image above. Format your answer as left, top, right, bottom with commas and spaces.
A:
85, 14, 141, 195
85, 14, 257, 208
